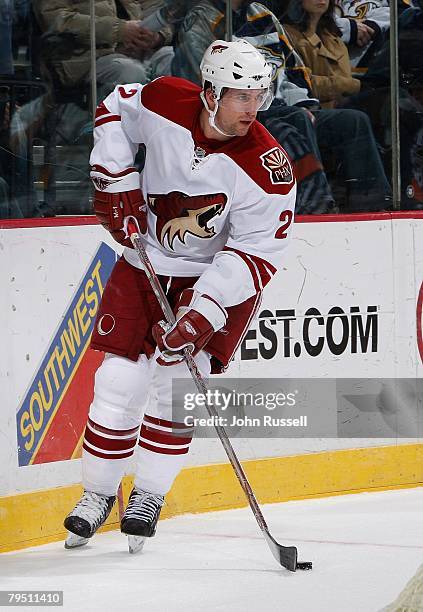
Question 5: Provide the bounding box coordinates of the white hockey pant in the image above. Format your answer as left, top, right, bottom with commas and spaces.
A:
82, 350, 210, 496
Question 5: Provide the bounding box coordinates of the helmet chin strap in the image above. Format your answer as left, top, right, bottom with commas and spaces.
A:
200, 91, 236, 138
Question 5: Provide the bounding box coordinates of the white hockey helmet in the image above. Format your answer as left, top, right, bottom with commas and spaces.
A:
201, 39, 272, 95
200, 39, 274, 136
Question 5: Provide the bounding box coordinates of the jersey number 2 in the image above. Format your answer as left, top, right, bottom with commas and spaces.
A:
275, 210, 293, 239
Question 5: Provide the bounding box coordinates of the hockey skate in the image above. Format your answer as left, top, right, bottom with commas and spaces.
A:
121, 487, 164, 554
64, 490, 116, 549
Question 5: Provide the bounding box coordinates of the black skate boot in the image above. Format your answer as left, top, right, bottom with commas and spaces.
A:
64, 491, 116, 548
121, 488, 164, 537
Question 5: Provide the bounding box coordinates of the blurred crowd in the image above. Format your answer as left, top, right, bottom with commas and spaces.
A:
0, 0, 422, 218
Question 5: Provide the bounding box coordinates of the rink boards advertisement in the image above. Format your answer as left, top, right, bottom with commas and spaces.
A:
15, 242, 117, 467
0, 213, 422, 496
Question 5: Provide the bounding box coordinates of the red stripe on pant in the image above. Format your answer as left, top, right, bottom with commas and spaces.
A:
82, 444, 135, 460
140, 423, 192, 446
143, 414, 194, 433
83, 418, 139, 459
138, 440, 190, 455
87, 417, 139, 436
138, 415, 192, 455
84, 428, 138, 452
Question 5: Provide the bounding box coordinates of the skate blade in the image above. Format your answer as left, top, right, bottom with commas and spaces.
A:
128, 535, 146, 554
64, 531, 90, 549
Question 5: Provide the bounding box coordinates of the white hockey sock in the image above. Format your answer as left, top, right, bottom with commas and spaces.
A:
82, 353, 152, 495
134, 350, 211, 495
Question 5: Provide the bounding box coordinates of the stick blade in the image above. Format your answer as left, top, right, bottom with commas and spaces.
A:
263, 532, 312, 572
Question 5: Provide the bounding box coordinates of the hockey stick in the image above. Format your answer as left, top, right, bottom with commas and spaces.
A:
126, 220, 312, 572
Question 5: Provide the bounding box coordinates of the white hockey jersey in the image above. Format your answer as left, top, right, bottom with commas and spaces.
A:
335, 0, 390, 67
90, 77, 296, 309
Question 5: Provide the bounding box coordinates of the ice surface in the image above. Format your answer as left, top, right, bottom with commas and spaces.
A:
1, 488, 422, 612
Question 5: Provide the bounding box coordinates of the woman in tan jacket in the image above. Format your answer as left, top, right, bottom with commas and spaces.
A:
284, 0, 361, 108
282, 0, 392, 210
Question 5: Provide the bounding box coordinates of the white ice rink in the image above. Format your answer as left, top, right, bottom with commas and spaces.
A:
1, 488, 422, 612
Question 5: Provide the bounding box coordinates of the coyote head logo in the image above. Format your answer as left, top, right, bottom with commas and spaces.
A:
147, 191, 227, 250
211, 44, 228, 54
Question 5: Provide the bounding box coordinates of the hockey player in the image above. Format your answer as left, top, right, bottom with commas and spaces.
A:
64, 39, 296, 550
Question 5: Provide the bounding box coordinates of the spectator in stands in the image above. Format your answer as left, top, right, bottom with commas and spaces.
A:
257, 0, 291, 20
0, 96, 13, 217
171, 1, 320, 109
334, 0, 390, 73
0, 93, 39, 218
399, 0, 423, 25
140, 0, 193, 35
0, 0, 14, 216
17, 1, 176, 218
33, 0, 174, 98
284, 0, 362, 107
284, 0, 392, 209
172, 0, 335, 214
397, 0, 423, 206
0, 0, 14, 75
354, 0, 423, 209
172, 0, 391, 212
408, 114, 423, 205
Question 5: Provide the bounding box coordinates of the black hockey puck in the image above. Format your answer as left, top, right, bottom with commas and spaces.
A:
296, 561, 313, 570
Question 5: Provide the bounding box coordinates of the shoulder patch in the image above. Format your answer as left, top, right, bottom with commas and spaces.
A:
224, 122, 296, 196
260, 147, 294, 186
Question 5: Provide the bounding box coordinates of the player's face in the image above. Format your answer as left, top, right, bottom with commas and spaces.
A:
215, 88, 266, 136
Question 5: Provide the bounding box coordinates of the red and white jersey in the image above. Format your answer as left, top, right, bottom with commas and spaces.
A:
90, 77, 296, 308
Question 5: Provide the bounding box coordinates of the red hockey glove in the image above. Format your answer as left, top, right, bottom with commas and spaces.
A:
152, 289, 227, 366
91, 166, 147, 248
